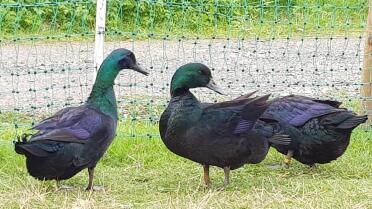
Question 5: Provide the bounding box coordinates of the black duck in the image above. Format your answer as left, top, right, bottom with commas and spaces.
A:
14, 48, 148, 190
159, 63, 289, 186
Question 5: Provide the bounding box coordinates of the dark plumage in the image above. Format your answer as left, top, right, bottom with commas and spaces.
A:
14, 48, 148, 190
159, 63, 290, 186
240, 93, 368, 167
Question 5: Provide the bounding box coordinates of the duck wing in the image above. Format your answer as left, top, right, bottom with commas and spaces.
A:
197, 94, 271, 137
30, 105, 113, 144
261, 95, 343, 127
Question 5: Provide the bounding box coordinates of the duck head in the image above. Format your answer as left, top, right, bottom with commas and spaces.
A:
103, 48, 148, 75
88, 48, 149, 116
170, 63, 224, 96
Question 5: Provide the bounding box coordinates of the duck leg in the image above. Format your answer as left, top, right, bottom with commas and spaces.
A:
284, 150, 294, 168
223, 166, 230, 186
86, 167, 95, 191
309, 164, 316, 169
86, 167, 104, 191
56, 180, 60, 190
203, 165, 210, 186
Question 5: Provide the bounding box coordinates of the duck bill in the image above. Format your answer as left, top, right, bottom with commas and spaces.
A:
206, 78, 225, 95
132, 63, 149, 76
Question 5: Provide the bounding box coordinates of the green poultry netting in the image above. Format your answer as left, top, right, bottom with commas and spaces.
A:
0, 0, 370, 144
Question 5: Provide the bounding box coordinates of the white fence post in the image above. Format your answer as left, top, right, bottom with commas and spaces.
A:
94, 0, 107, 80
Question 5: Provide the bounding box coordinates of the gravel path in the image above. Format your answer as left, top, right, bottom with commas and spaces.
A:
0, 37, 366, 117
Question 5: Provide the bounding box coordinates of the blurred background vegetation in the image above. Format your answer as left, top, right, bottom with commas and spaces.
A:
0, 0, 367, 40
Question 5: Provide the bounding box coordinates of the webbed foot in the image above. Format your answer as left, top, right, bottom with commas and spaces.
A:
59, 185, 74, 190
86, 185, 104, 191
283, 150, 294, 168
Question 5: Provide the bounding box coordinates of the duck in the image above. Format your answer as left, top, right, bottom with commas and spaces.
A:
237, 92, 367, 168
159, 63, 290, 186
14, 48, 148, 190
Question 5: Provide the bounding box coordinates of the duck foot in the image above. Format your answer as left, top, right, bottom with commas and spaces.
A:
86, 185, 104, 191
59, 185, 74, 190
283, 150, 294, 168
56, 181, 73, 190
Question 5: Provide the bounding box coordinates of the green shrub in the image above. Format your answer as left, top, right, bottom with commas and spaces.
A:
0, 0, 367, 40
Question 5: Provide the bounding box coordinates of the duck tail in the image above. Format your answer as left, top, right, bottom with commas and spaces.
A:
14, 134, 48, 157
14, 143, 27, 156
268, 134, 291, 146
336, 115, 368, 129
249, 94, 271, 106
240, 94, 271, 120
313, 99, 342, 108
14, 142, 27, 156
14, 134, 31, 155
233, 90, 258, 100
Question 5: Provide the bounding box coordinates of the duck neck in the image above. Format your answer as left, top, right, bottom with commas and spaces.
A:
171, 87, 190, 97
170, 83, 199, 107
170, 74, 192, 97
87, 63, 119, 120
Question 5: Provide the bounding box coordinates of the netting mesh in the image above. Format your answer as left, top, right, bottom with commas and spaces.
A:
0, 0, 370, 143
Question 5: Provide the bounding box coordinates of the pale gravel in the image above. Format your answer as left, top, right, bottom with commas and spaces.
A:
0, 37, 366, 117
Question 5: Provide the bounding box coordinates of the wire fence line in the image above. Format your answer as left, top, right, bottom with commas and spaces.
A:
0, 0, 370, 143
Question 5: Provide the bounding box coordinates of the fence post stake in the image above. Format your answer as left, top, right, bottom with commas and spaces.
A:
94, 0, 107, 80
362, 0, 372, 122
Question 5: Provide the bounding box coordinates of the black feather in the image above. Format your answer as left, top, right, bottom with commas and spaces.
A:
259, 95, 367, 166
160, 85, 273, 170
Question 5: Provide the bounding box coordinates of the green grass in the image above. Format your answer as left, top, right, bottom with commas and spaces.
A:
0, 119, 371, 208
0, 0, 368, 42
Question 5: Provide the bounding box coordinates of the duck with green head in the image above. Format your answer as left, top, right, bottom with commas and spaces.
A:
159, 63, 289, 186
14, 48, 148, 190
